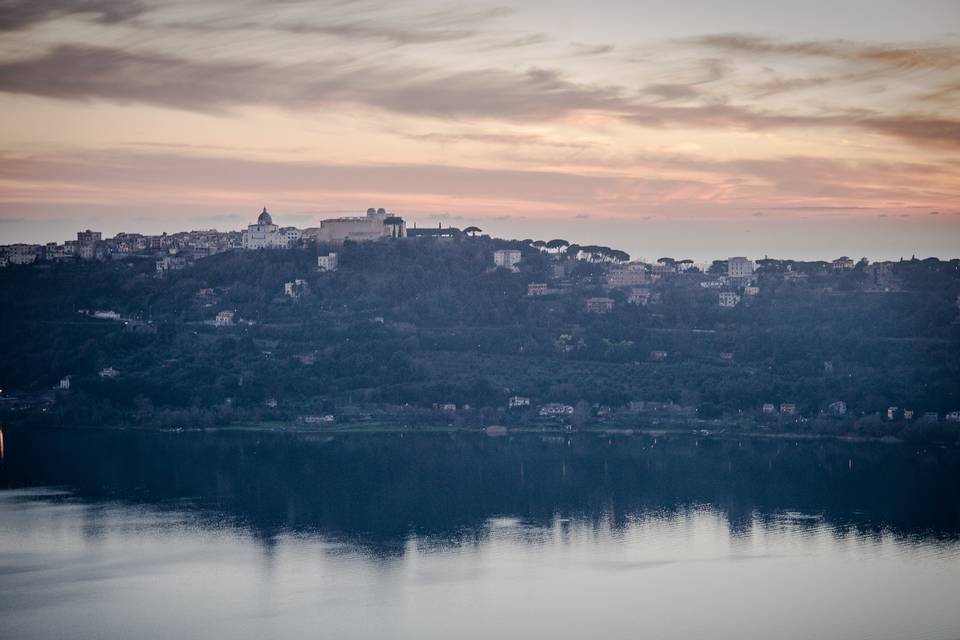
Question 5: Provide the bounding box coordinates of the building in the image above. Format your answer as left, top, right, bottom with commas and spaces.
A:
284, 279, 308, 299
832, 256, 855, 270
77, 230, 102, 245
650, 350, 668, 361
156, 255, 188, 273
494, 249, 522, 270
317, 252, 339, 271
303, 207, 404, 244
720, 352, 735, 362
539, 403, 574, 417
58, 376, 72, 390
728, 257, 754, 279
627, 288, 652, 306
607, 263, 648, 287
828, 400, 847, 416
4, 244, 40, 265
406, 224, 459, 239
242, 208, 287, 249
280, 227, 302, 247
76, 230, 102, 260
527, 283, 547, 296
780, 403, 797, 415
719, 292, 741, 308
508, 396, 531, 408
214, 310, 235, 327
946, 411, 960, 423
98, 367, 119, 379
762, 403, 777, 415
744, 285, 760, 296
585, 297, 614, 314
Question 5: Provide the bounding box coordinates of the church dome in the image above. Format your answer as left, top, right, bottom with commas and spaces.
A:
257, 207, 273, 225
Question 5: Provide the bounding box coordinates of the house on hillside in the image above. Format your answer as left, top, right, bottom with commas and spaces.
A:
317, 252, 338, 271
215, 310, 235, 327
539, 403, 574, 417
494, 249, 522, 270
585, 297, 614, 314
719, 292, 741, 308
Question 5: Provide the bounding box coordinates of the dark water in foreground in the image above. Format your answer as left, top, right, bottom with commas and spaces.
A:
1, 428, 959, 640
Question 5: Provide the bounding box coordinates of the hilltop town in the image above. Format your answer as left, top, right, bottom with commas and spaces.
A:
1, 207, 959, 442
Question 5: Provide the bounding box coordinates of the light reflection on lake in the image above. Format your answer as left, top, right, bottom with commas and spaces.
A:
1, 429, 959, 640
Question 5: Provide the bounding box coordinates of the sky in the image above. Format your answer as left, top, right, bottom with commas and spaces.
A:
0, 0, 958, 260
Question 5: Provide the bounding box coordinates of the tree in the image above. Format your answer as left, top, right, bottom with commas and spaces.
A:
545, 239, 569, 254
609, 250, 630, 264
463, 226, 482, 237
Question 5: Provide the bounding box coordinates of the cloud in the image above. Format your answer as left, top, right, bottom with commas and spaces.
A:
404, 130, 593, 149
0, 45, 627, 119
570, 42, 614, 56
642, 83, 702, 101
1, 41, 959, 150
481, 33, 549, 50
0, 0, 147, 31
693, 34, 960, 70
223, 6, 515, 46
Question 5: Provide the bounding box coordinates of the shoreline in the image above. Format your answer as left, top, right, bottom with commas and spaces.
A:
3, 421, 943, 446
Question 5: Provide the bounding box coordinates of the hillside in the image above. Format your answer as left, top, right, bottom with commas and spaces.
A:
1, 236, 959, 441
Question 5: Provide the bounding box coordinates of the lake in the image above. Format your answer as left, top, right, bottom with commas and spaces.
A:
1, 428, 959, 639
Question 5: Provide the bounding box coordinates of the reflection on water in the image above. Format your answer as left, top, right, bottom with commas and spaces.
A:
1, 429, 959, 640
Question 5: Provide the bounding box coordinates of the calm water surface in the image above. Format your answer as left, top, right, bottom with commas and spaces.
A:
1, 428, 959, 640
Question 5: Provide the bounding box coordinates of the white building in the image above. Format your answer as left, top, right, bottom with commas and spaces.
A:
728, 257, 754, 279
508, 396, 531, 408
215, 310, 235, 327
539, 403, 574, 417
494, 249, 522, 270
317, 252, 339, 271
59, 376, 72, 390
744, 285, 760, 296
719, 292, 741, 308
627, 288, 652, 306
284, 279, 308, 299
303, 208, 403, 244
280, 227, 302, 247
527, 283, 547, 296
242, 208, 287, 249
98, 367, 119, 379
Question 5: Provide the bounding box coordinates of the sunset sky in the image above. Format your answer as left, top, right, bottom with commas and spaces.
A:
1, 0, 958, 259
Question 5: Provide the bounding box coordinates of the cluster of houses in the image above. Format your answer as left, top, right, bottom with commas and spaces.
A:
0, 228, 243, 270
0, 206, 410, 270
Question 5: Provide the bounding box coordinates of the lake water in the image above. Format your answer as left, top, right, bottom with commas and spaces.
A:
1, 428, 959, 640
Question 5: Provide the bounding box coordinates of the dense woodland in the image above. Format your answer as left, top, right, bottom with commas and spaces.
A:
1, 235, 959, 442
